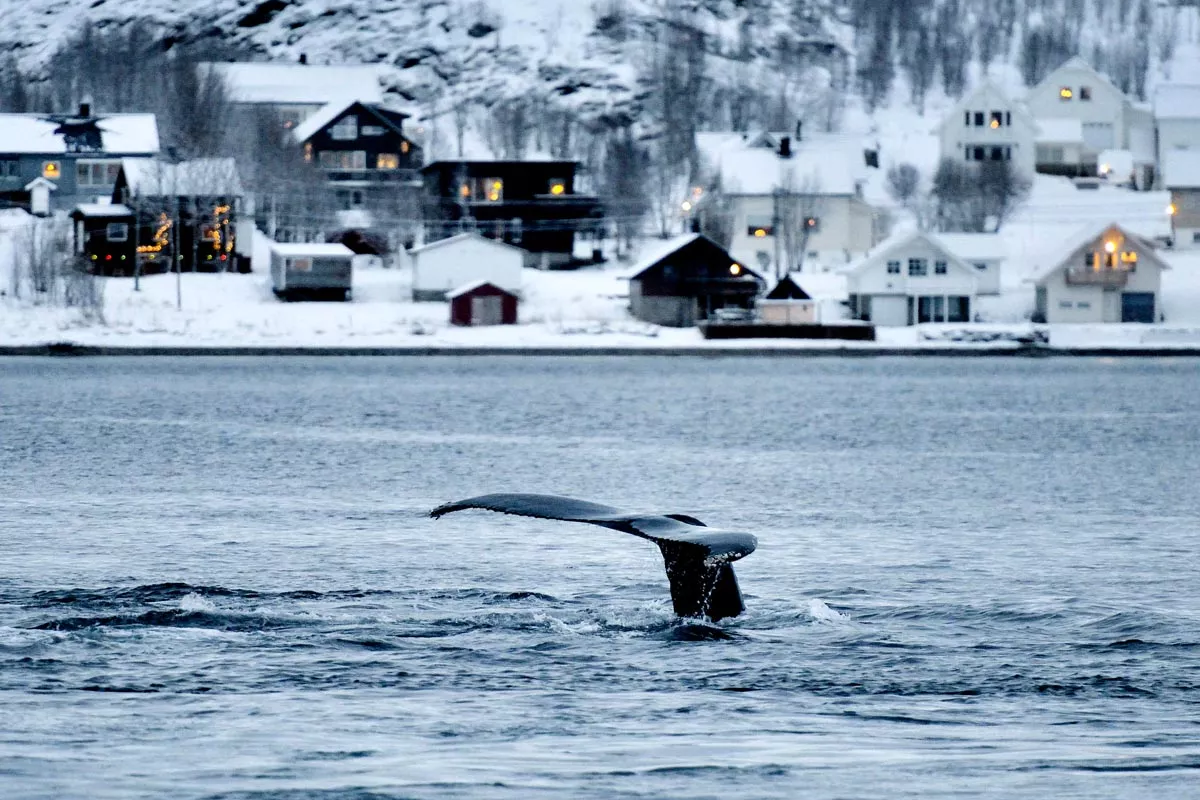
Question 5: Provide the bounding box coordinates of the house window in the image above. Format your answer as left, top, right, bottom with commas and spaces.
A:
1005, 111, 1011, 126
1077, 301, 1091, 309
1059, 301, 1073, 308
76, 160, 121, 187
106, 222, 128, 242
1037, 145, 1064, 163
318, 150, 367, 169
401, 141, 411, 154
804, 216, 820, 232
279, 110, 302, 129
908, 258, 927, 276
974, 262, 988, 271
1080, 86, 1092, 101
990, 147, 1005, 161
376, 153, 400, 170
361, 125, 385, 136
287, 257, 312, 272
1120, 251, 1137, 270
304, 143, 313, 162
886, 260, 900, 274
973, 111, 984, 126
548, 178, 567, 195
934, 260, 948, 274
1193, 232, 1200, 244
972, 146, 985, 161
330, 115, 358, 140
747, 216, 774, 237
481, 178, 503, 202
1059, 86, 1073, 100
42, 161, 61, 179
964, 111, 970, 127
0, 159, 17, 177
990, 111, 1003, 128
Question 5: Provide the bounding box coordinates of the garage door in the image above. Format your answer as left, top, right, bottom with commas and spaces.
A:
1120, 292, 1155, 323
870, 296, 909, 326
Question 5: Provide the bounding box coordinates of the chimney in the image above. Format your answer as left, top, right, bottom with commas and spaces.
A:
78, 100, 91, 118
779, 136, 792, 158
795, 119, 803, 141
299, 53, 308, 65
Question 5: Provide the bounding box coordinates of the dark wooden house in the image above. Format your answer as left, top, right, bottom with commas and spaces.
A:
627, 234, 764, 327
447, 280, 519, 326
421, 160, 603, 268
70, 203, 136, 276
113, 157, 248, 274
294, 99, 422, 210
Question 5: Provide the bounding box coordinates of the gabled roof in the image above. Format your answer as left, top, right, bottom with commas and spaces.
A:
938, 80, 1037, 132
120, 157, 243, 197
697, 132, 866, 196
763, 274, 812, 300
24, 177, 57, 192
199, 62, 386, 106
1031, 56, 1126, 103
1154, 84, 1200, 121
1162, 149, 1200, 189
408, 232, 527, 256
1030, 221, 1169, 284
446, 279, 517, 299
0, 113, 159, 155
626, 233, 763, 283
842, 228, 978, 279
292, 99, 412, 145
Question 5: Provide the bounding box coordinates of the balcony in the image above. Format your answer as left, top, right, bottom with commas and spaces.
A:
1064, 266, 1130, 287
322, 169, 420, 184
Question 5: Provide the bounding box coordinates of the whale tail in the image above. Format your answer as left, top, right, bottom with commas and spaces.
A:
430, 493, 756, 622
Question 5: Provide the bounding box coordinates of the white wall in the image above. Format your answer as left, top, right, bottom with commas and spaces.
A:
411, 236, 523, 298
728, 194, 878, 274
939, 84, 1037, 178
1040, 233, 1165, 323
1027, 64, 1130, 155
848, 237, 978, 298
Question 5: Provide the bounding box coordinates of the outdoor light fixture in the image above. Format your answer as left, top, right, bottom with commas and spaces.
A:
1168, 203, 1177, 215
681, 201, 692, 212
1104, 241, 1116, 253
729, 263, 742, 275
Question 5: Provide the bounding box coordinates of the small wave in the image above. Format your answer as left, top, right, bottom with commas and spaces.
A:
27, 583, 400, 609
31, 609, 307, 633
808, 598, 850, 624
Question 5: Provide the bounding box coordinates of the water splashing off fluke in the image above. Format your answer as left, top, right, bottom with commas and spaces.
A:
430, 493, 758, 621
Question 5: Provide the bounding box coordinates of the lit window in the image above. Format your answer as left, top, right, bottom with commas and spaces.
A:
1080, 86, 1092, 101
804, 216, 820, 231
361, 125, 385, 136
376, 153, 400, 170
886, 260, 900, 274
908, 258, 927, 276
304, 143, 313, 162
318, 151, 367, 169
1060, 87, 1073, 100
990, 111, 1003, 128
549, 178, 567, 195
401, 141, 410, 154
42, 161, 60, 179
106, 223, 128, 242
747, 216, 773, 237
460, 182, 471, 198
485, 178, 503, 202
330, 115, 358, 140
934, 260, 948, 274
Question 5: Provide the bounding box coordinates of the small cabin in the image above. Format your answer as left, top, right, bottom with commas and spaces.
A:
758, 274, 816, 324
447, 280, 518, 326
627, 234, 764, 327
269, 241, 354, 301
70, 203, 136, 276
409, 233, 524, 301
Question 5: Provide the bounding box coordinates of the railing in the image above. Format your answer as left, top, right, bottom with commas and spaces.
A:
1064, 267, 1130, 287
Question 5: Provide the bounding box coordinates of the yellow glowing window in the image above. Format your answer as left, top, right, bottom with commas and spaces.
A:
753, 228, 768, 238
42, 161, 60, 179
401, 141, 410, 154
1120, 251, 1138, 263
549, 178, 566, 195
377, 153, 399, 170
460, 182, 471, 198
1060, 87, 1073, 99
304, 143, 313, 162
486, 179, 503, 202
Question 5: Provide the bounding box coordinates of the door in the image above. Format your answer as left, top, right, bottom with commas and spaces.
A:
870, 296, 908, 326
471, 295, 504, 325
1120, 292, 1155, 323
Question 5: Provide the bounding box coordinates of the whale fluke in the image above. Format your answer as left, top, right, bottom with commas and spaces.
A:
430, 493, 757, 621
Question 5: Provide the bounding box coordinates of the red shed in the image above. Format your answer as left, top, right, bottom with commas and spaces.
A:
447, 280, 519, 326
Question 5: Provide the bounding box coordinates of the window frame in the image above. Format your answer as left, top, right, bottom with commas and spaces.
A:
908, 258, 928, 277
105, 222, 128, 242
934, 260, 948, 275
329, 115, 358, 141
886, 260, 900, 274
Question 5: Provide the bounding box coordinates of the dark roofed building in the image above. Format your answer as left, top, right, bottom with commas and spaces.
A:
627, 234, 764, 327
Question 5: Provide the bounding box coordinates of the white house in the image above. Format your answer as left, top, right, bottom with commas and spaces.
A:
1153, 83, 1200, 188
409, 232, 524, 301
937, 80, 1037, 179
696, 129, 885, 276
1025, 57, 1155, 185
198, 61, 388, 130
1162, 149, 1200, 249
843, 229, 979, 326
1032, 222, 1167, 324
935, 232, 1006, 295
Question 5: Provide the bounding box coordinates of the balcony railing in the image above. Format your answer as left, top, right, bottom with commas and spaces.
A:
1064, 266, 1130, 287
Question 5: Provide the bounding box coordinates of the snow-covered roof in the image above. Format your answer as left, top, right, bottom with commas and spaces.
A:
1035, 118, 1083, 144
291, 99, 411, 144
938, 80, 1036, 132
1031, 222, 1169, 284
842, 228, 977, 279
268, 241, 355, 257
121, 158, 243, 197
623, 234, 703, 278
73, 203, 133, 217
936, 232, 1007, 263
1161, 150, 1200, 189
1032, 56, 1125, 102
1153, 84, 1200, 120
201, 62, 386, 106
0, 113, 159, 155
698, 133, 866, 196
446, 279, 515, 299
408, 232, 526, 256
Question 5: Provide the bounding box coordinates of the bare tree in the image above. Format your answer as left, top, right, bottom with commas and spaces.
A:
886, 163, 921, 210
930, 158, 1028, 232
775, 170, 823, 276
